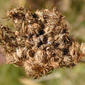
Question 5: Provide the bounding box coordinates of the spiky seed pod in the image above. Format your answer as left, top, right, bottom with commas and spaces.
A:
0, 8, 81, 78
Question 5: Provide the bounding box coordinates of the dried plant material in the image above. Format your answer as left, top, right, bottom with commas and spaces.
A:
0, 8, 82, 78
80, 43, 85, 56
0, 47, 6, 64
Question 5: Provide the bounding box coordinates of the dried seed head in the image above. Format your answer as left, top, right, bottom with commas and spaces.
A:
0, 8, 82, 78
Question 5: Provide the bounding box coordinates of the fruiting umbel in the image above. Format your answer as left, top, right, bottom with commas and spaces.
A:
0, 8, 82, 78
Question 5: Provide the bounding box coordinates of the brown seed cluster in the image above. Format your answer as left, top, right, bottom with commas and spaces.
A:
0, 8, 81, 78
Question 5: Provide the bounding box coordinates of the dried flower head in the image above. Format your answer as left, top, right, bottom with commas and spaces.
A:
0, 8, 81, 78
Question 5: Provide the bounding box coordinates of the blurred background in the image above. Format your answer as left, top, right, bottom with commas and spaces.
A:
0, 0, 85, 85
